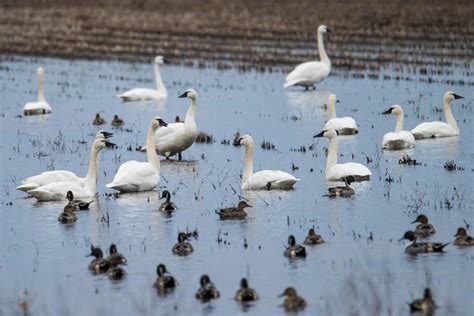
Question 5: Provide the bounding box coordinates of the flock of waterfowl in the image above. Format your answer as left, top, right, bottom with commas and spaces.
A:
15, 23, 471, 314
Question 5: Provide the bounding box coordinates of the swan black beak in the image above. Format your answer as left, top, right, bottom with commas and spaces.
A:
326, 28, 332, 33
162, 58, 169, 64
105, 140, 116, 148
235, 137, 243, 145
101, 131, 114, 139
382, 108, 393, 115
158, 119, 168, 127
336, 99, 340, 103
313, 131, 325, 138
178, 91, 188, 98
452, 93, 464, 100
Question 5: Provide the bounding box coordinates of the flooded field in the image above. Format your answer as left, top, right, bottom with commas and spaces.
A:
0, 56, 473, 315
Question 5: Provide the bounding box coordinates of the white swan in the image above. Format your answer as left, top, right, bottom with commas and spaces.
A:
411, 91, 463, 139
314, 128, 371, 181
23, 67, 52, 115
106, 117, 167, 192
382, 105, 416, 150
324, 94, 358, 135
16, 131, 115, 192
28, 138, 110, 201
284, 25, 331, 90
236, 134, 299, 190
117, 56, 167, 102
154, 89, 199, 160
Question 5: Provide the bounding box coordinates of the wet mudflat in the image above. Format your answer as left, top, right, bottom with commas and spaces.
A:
0, 56, 473, 315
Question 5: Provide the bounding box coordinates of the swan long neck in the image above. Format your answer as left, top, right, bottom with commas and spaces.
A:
444, 98, 459, 132
84, 145, 101, 195
38, 71, 45, 102
146, 125, 160, 171
184, 98, 197, 128
328, 99, 336, 119
243, 143, 254, 183
154, 63, 167, 97
326, 136, 338, 174
317, 32, 330, 68
395, 112, 404, 133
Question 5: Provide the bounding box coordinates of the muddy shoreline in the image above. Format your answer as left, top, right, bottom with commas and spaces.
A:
0, 0, 473, 72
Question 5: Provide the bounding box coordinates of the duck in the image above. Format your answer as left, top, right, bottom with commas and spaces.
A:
284, 25, 331, 90
17, 132, 114, 192
408, 288, 436, 314
325, 176, 355, 198
324, 94, 358, 135
27, 138, 111, 201
411, 91, 463, 139
107, 263, 127, 281
154, 264, 179, 293
108, 244, 127, 266
57, 194, 77, 223
159, 190, 177, 213
236, 134, 299, 190
111, 115, 125, 127
195, 275, 220, 302
66, 191, 93, 210
93, 113, 107, 125
314, 128, 372, 181
382, 105, 416, 150
215, 201, 252, 220
106, 117, 167, 192
87, 245, 111, 274
303, 228, 325, 245
172, 232, 194, 256
117, 56, 167, 102
399, 231, 449, 255
283, 235, 306, 258
23, 66, 52, 116
235, 278, 259, 302
279, 287, 307, 312
411, 214, 436, 238
453, 227, 474, 246
175, 115, 184, 123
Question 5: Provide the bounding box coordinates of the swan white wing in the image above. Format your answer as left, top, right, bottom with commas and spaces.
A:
382, 131, 415, 149
106, 161, 159, 192
327, 163, 372, 181
18, 170, 84, 192
411, 121, 458, 139
284, 61, 330, 87
23, 101, 52, 113
243, 170, 299, 190
117, 88, 165, 101
155, 123, 197, 156
29, 182, 91, 201
325, 117, 358, 131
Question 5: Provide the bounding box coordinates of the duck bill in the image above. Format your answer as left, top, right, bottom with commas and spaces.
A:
313, 131, 324, 138
398, 237, 405, 242
410, 220, 417, 224
278, 292, 285, 298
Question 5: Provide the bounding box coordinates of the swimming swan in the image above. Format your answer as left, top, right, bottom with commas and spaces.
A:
314, 128, 371, 181
16, 131, 114, 192
106, 117, 167, 192
411, 91, 463, 139
23, 67, 52, 115
28, 138, 110, 201
284, 25, 331, 90
382, 105, 416, 150
324, 94, 358, 135
236, 134, 299, 190
117, 56, 167, 102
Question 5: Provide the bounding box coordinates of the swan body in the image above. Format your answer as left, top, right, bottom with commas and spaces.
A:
28, 138, 109, 201
284, 25, 331, 89
117, 56, 167, 102
324, 94, 358, 135
23, 67, 52, 115
411, 91, 463, 139
16, 131, 114, 192
382, 105, 415, 150
314, 128, 371, 181
236, 135, 299, 190
106, 117, 167, 192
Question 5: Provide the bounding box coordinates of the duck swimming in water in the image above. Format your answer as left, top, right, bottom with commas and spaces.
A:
93, 113, 107, 125
303, 228, 325, 245
111, 115, 125, 127
399, 231, 448, 255
154, 264, 179, 293
66, 191, 93, 210
411, 214, 436, 238
159, 190, 177, 213
107, 244, 127, 266
172, 232, 194, 256
235, 278, 259, 302
279, 287, 307, 312
58, 193, 77, 223
87, 245, 111, 274
107, 263, 127, 281
284, 235, 307, 258
215, 201, 252, 220
453, 227, 474, 246
408, 288, 436, 314
325, 176, 355, 198
195, 274, 220, 302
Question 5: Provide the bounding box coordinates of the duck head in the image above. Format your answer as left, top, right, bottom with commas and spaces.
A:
454, 227, 467, 237
423, 288, 433, 299
237, 201, 252, 210
66, 190, 74, 201
279, 287, 298, 298
411, 214, 429, 224
160, 190, 171, 200
157, 264, 167, 276
109, 244, 117, 254
240, 278, 249, 289
177, 232, 188, 243
399, 230, 416, 242
87, 245, 103, 258
200, 274, 211, 287
287, 235, 296, 246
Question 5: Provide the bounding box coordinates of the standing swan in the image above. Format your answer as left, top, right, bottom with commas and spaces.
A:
314, 128, 371, 181
236, 135, 299, 190
411, 91, 463, 139
284, 25, 331, 90
324, 94, 358, 135
382, 105, 416, 150
117, 56, 167, 102
28, 139, 110, 201
106, 117, 168, 192
23, 67, 52, 115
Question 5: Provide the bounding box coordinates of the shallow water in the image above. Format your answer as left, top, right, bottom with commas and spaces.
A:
0, 56, 473, 315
